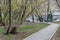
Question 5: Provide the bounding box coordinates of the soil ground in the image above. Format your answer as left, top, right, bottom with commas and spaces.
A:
0, 22, 48, 40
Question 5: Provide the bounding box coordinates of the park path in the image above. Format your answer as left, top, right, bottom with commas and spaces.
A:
23, 22, 59, 40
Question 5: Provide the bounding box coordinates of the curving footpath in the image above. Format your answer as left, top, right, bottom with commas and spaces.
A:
23, 22, 59, 40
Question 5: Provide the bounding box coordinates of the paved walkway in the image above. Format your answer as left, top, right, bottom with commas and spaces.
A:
23, 23, 59, 40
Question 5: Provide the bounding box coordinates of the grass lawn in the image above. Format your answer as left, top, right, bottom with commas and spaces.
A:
0, 23, 48, 40
54, 22, 60, 40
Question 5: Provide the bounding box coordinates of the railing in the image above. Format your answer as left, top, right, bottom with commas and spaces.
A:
49, 32, 57, 40
49, 24, 59, 40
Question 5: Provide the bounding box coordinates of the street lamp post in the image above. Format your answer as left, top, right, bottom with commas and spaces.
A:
47, 0, 49, 21
31, 0, 34, 23
47, 0, 53, 22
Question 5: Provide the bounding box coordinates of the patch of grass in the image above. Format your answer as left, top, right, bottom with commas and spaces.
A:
17, 23, 48, 33
56, 26, 60, 40
0, 23, 48, 40
57, 26, 60, 36
55, 22, 60, 40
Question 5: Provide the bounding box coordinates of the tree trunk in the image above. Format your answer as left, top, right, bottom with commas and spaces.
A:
0, 7, 4, 25
56, 0, 60, 8
32, 13, 34, 23
6, 0, 11, 35
0, 7, 2, 22
20, 6, 26, 24
20, 0, 27, 24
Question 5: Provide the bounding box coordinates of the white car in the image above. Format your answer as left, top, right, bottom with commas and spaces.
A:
56, 19, 60, 21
